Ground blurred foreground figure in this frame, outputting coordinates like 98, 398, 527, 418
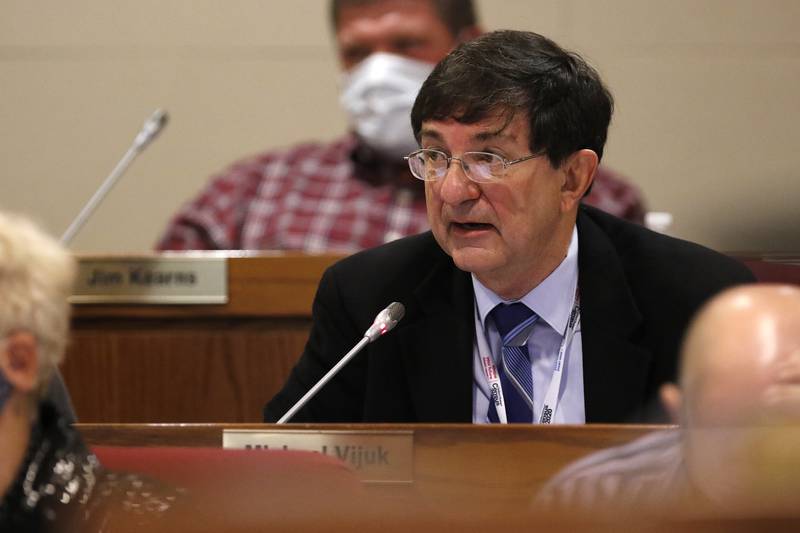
0, 213, 179, 532
538, 284, 800, 518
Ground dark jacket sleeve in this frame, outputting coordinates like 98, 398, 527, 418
263, 265, 368, 422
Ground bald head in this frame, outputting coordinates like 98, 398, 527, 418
676, 285, 800, 512
680, 284, 800, 427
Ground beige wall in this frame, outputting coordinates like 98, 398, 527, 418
1, 0, 798, 252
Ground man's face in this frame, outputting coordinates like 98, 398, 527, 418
335, 0, 458, 70
421, 112, 569, 292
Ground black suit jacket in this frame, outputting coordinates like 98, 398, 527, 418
264, 206, 755, 423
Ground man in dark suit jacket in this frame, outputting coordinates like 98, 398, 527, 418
264, 30, 754, 424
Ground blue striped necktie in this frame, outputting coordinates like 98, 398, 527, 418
488, 302, 538, 423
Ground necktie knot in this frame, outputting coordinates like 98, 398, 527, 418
491, 302, 537, 344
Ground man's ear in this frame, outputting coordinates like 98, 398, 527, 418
660, 383, 682, 425
560, 149, 598, 212
0, 331, 39, 394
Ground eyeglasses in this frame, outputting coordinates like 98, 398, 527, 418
404, 148, 542, 183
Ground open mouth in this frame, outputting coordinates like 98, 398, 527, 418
453, 222, 493, 231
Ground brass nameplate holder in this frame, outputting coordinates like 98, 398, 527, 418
70, 256, 228, 304
223, 429, 414, 483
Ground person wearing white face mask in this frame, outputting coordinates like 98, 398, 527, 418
0, 212, 183, 530
157, 0, 646, 252
339, 52, 435, 160
157, 0, 478, 252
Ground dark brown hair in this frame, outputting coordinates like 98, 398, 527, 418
411, 30, 614, 168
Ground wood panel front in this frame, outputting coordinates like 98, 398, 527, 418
64, 254, 342, 423
64, 318, 311, 422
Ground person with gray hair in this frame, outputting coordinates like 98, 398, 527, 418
0, 212, 75, 396
0, 212, 179, 531
0, 211, 90, 529
537, 284, 800, 517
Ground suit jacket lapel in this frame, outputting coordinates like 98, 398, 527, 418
396, 252, 474, 422
577, 209, 652, 422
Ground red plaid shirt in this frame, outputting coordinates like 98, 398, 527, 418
156, 134, 646, 251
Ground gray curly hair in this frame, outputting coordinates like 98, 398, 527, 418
0, 212, 75, 395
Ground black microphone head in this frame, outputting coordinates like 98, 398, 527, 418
364, 302, 405, 342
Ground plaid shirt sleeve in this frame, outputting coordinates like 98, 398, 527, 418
155, 137, 430, 251
155, 154, 272, 250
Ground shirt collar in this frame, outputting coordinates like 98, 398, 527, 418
472, 225, 579, 335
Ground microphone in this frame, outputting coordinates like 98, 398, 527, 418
60, 109, 169, 245
276, 302, 405, 424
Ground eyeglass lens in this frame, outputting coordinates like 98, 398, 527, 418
408, 151, 502, 182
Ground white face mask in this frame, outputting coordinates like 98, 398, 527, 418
339, 52, 435, 161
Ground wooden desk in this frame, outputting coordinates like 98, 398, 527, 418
733, 252, 800, 285
77, 423, 800, 532
78, 422, 662, 517
65, 252, 800, 424
64, 253, 342, 423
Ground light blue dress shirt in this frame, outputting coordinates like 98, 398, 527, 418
472, 226, 585, 424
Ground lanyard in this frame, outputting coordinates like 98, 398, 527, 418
477, 289, 580, 424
